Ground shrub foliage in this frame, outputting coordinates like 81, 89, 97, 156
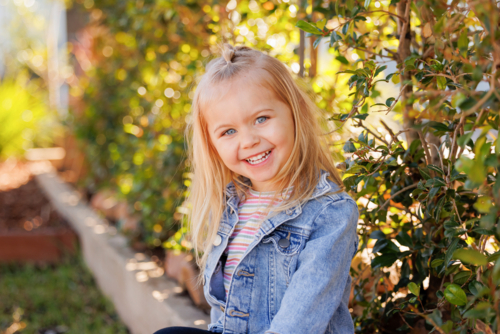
297, 0, 499, 332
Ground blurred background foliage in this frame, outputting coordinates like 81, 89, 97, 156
0, 76, 49, 159
0, 0, 62, 159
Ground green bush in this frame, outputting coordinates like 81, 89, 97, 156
0, 75, 53, 159
298, 0, 499, 332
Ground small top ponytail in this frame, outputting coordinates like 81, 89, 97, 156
222, 44, 235, 65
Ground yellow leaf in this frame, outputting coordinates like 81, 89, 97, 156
423, 22, 432, 38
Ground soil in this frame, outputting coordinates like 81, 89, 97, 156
0, 159, 69, 232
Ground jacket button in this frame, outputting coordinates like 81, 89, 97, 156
213, 234, 222, 246
278, 238, 290, 248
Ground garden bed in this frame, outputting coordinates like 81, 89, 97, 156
0, 160, 77, 262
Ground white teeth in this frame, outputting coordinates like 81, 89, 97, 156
246, 150, 271, 164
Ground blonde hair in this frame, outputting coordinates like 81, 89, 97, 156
185, 43, 344, 279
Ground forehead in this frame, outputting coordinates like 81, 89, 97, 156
202, 69, 280, 117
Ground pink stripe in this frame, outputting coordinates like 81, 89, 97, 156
227, 244, 248, 248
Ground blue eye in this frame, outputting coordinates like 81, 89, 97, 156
224, 129, 236, 136
256, 116, 268, 124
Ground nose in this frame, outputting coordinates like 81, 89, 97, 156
240, 128, 260, 149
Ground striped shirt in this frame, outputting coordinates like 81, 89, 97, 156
223, 187, 292, 297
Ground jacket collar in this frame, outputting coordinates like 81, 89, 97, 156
224, 169, 334, 199
219, 170, 339, 236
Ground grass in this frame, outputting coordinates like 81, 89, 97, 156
0, 251, 130, 334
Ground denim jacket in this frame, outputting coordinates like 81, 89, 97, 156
203, 170, 359, 334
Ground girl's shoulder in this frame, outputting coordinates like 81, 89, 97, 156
308, 175, 357, 208
296, 178, 357, 228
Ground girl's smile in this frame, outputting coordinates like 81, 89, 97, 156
243, 149, 272, 165
204, 69, 295, 192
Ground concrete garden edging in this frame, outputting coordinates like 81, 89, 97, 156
35, 172, 210, 334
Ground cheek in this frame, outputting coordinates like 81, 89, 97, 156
273, 124, 294, 154
214, 141, 239, 165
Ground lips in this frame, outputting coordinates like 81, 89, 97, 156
245, 150, 272, 165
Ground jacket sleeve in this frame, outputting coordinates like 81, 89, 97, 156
265, 198, 359, 334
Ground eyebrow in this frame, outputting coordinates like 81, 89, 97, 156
212, 108, 273, 135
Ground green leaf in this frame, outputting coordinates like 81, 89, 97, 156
371, 253, 398, 269
463, 302, 492, 319
468, 280, 486, 297
427, 186, 440, 202
473, 196, 492, 213
370, 230, 386, 240
374, 65, 387, 77
313, 37, 323, 49
346, 0, 354, 11
317, 18, 327, 31
343, 141, 357, 153
431, 259, 444, 268
364, 0, 371, 8
386, 97, 395, 107
458, 30, 468, 52
386, 73, 395, 81
453, 271, 471, 285
441, 321, 453, 333
434, 196, 445, 221
345, 164, 367, 174
452, 248, 488, 266
457, 131, 474, 148
493, 260, 500, 285
444, 238, 459, 268
372, 239, 389, 253
342, 22, 349, 35
336, 55, 349, 65
427, 121, 450, 132
408, 282, 420, 297
419, 167, 432, 180
396, 231, 413, 248
444, 283, 467, 306
437, 76, 447, 90
330, 32, 340, 47
375, 239, 400, 254
434, 16, 446, 34
295, 20, 322, 35
428, 164, 444, 175
353, 113, 369, 120
404, 56, 417, 67
428, 309, 443, 327
487, 251, 500, 263
343, 175, 358, 189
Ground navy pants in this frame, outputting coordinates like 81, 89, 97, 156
154, 327, 211, 334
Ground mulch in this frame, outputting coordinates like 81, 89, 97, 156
0, 159, 68, 232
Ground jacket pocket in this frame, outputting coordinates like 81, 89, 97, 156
262, 226, 306, 256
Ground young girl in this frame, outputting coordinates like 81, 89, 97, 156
155, 44, 359, 334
